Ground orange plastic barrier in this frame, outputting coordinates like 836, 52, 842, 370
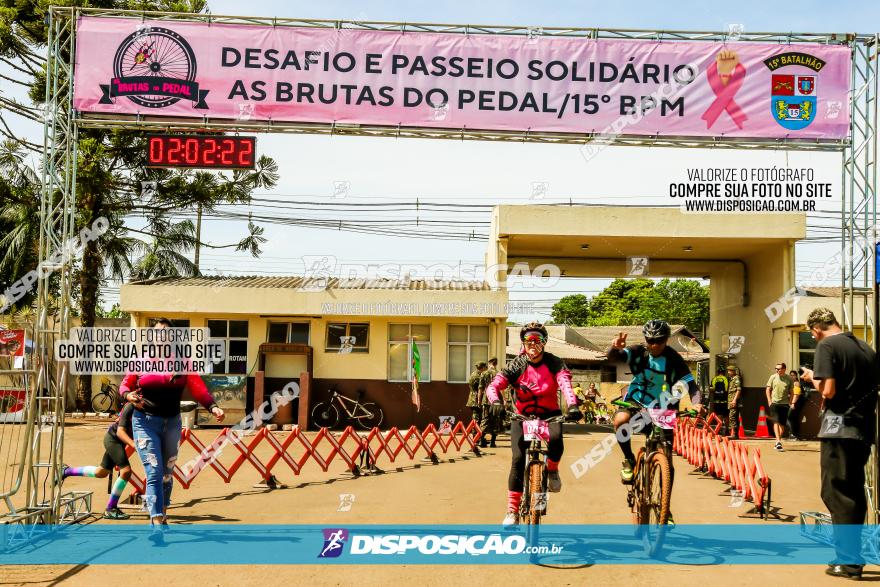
674, 416, 772, 518
125, 421, 483, 496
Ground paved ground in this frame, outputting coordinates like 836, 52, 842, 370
1, 420, 874, 586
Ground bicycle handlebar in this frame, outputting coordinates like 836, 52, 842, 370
611, 398, 699, 418
507, 411, 567, 424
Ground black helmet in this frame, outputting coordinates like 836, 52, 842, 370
520, 321, 548, 341
643, 320, 671, 339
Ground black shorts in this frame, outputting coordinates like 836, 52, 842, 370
769, 403, 790, 425
100, 434, 130, 470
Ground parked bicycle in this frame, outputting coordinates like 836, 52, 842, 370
311, 388, 384, 431
509, 411, 567, 532
611, 397, 698, 557
91, 377, 119, 413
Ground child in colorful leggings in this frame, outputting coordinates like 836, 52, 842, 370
61, 402, 136, 520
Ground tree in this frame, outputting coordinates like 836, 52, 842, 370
550, 294, 591, 326
637, 279, 709, 334
552, 278, 709, 333
130, 219, 198, 281
96, 303, 130, 320
0, 1, 279, 409
0, 141, 41, 298
585, 278, 655, 326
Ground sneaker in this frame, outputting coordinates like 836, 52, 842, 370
825, 564, 863, 579
53, 464, 69, 487
775, 442, 784, 451
489, 440, 497, 448
667, 512, 676, 528
621, 459, 635, 484
547, 471, 562, 493
502, 510, 519, 527
103, 507, 130, 520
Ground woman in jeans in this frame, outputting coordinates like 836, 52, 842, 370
119, 318, 224, 534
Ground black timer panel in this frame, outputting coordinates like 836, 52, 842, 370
147, 135, 256, 169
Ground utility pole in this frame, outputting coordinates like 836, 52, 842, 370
194, 203, 202, 271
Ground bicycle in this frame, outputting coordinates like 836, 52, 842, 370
91, 377, 119, 413
508, 411, 567, 531
311, 388, 384, 431
612, 397, 698, 557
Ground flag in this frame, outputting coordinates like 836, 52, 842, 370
411, 340, 421, 412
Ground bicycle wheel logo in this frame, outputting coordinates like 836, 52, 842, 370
99, 26, 208, 109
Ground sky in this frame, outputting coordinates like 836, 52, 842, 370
7, 0, 879, 321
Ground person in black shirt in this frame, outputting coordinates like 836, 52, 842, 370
800, 307, 879, 580
59, 402, 136, 520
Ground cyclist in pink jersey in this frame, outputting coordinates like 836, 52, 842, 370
485, 322, 579, 526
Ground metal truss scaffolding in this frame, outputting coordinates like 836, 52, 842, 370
3, 6, 877, 528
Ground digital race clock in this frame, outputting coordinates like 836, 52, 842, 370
146, 135, 256, 169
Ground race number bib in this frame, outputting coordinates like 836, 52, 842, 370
647, 408, 677, 430
523, 419, 550, 441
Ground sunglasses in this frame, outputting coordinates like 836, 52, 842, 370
523, 335, 546, 344
645, 337, 666, 345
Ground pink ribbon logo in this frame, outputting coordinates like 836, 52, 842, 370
701, 62, 748, 129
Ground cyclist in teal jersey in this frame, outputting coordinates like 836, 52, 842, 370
607, 321, 704, 483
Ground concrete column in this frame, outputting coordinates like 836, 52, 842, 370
299, 371, 311, 429
254, 370, 264, 426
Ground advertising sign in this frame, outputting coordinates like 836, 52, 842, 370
73, 17, 851, 140
0, 329, 25, 369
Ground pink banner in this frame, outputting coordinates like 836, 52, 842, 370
73, 17, 851, 139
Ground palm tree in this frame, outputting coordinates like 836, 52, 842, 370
130, 219, 199, 281
0, 141, 41, 299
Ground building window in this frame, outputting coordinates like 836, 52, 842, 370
267, 322, 310, 344
148, 318, 190, 327
447, 324, 490, 383
326, 322, 369, 353
798, 330, 817, 369
388, 324, 431, 382
207, 319, 249, 374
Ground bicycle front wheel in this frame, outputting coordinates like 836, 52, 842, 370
526, 461, 545, 525
311, 402, 341, 429
641, 451, 672, 557
91, 392, 113, 413
355, 402, 384, 431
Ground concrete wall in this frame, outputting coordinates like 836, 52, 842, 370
127, 312, 500, 383
123, 311, 504, 427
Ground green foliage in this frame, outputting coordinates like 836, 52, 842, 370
0, 0, 278, 407
96, 302, 130, 320
551, 278, 709, 333
550, 294, 591, 326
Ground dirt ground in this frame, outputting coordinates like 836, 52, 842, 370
0, 419, 873, 586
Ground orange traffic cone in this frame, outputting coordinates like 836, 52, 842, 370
737, 415, 747, 439
755, 406, 772, 439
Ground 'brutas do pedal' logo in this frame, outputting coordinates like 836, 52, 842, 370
99, 26, 208, 110
764, 51, 824, 131
318, 528, 349, 558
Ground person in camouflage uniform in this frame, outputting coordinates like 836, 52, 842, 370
726, 365, 742, 439
479, 358, 500, 447
467, 362, 487, 441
